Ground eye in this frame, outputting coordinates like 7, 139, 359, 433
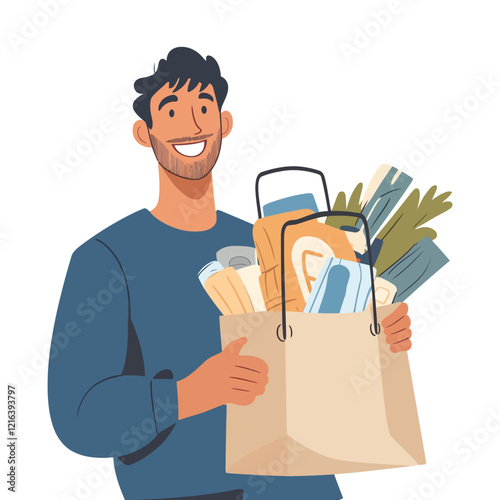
169, 109, 175, 118
201, 105, 207, 114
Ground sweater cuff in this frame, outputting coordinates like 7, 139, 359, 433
150, 370, 178, 434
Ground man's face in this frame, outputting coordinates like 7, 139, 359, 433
135, 79, 232, 180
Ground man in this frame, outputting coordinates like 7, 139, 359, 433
48, 47, 412, 500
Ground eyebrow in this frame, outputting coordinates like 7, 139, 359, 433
199, 92, 214, 102
158, 94, 178, 110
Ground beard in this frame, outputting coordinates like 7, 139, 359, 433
149, 130, 222, 180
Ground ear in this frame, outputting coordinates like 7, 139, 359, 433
133, 120, 152, 147
220, 111, 233, 139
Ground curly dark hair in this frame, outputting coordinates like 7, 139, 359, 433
133, 47, 228, 129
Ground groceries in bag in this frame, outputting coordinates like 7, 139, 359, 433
236, 264, 266, 312
263, 193, 318, 217
380, 236, 449, 302
198, 165, 452, 316
253, 209, 356, 312
328, 164, 412, 255
208, 166, 451, 476
326, 166, 452, 302
216, 246, 256, 270
374, 186, 452, 276
198, 261, 255, 315
364, 277, 398, 309
304, 258, 374, 313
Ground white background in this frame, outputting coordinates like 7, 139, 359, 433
2, 1, 499, 499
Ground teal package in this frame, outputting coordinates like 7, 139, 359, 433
304, 258, 374, 313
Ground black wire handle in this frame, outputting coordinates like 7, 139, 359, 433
255, 166, 331, 219
278, 211, 380, 342
254, 167, 380, 342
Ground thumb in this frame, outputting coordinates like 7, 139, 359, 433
223, 337, 247, 356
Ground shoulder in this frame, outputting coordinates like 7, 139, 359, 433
92, 209, 150, 243
71, 209, 149, 262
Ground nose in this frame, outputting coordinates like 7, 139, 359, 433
190, 106, 202, 135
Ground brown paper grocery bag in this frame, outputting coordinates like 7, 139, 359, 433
220, 304, 425, 476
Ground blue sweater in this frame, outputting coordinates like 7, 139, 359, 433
48, 209, 342, 500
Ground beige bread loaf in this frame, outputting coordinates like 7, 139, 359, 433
204, 266, 255, 315
253, 209, 357, 312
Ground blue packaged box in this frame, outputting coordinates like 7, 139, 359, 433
304, 258, 374, 314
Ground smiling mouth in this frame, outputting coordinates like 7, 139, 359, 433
172, 140, 207, 157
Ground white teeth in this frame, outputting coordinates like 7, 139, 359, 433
173, 141, 205, 157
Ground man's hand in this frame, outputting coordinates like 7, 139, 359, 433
177, 337, 269, 420
381, 302, 412, 353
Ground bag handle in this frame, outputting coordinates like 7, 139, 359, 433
278, 211, 380, 341
254, 167, 380, 342
255, 166, 331, 219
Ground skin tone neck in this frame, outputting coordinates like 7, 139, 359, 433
151, 166, 217, 231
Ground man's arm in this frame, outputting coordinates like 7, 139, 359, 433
48, 239, 178, 459
48, 238, 269, 459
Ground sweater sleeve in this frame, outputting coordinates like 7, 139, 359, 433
48, 238, 178, 460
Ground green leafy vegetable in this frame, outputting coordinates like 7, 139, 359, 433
374, 186, 452, 275
326, 183, 363, 229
